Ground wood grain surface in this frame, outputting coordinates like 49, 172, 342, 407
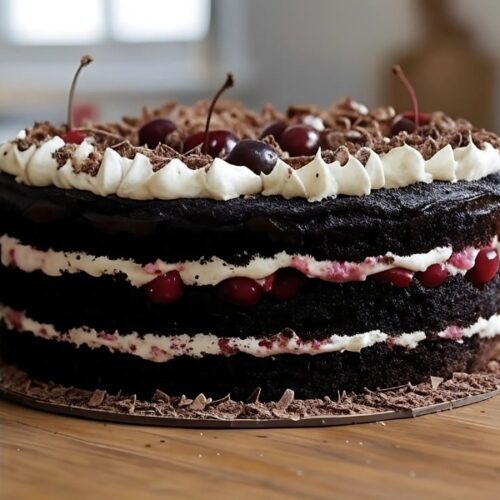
1, 397, 499, 499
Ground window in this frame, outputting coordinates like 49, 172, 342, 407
6, 0, 210, 45
0, 0, 251, 138
111, 0, 210, 42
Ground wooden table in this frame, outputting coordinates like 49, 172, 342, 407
1, 397, 499, 499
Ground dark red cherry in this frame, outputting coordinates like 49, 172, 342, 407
226, 139, 278, 174
390, 117, 417, 135
278, 125, 320, 157
138, 118, 176, 148
466, 248, 499, 286
216, 277, 261, 307
267, 268, 306, 300
390, 112, 431, 136
183, 130, 238, 157
259, 121, 287, 141
417, 264, 449, 288
401, 111, 431, 126
61, 130, 85, 145
373, 268, 413, 288
390, 66, 429, 136
144, 271, 184, 304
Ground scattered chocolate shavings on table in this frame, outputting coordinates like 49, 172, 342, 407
1, 364, 499, 423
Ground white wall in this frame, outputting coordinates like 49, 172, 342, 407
245, 0, 499, 121
1, 0, 500, 140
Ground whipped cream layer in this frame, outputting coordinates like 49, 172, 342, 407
1, 234, 495, 287
0, 132, 499, 202
1, 305, 498, 362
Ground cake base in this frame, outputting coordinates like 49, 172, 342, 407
2, 328, 499, 400
1, 363, 499, 428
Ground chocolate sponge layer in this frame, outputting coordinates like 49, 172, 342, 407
0, 172, 499, 264
0, 328, 497, 400
0, 267, 498, 339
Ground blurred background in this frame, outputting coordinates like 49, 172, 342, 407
0, 0, 499, 141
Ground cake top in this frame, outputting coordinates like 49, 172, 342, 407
1, 61, 500, 202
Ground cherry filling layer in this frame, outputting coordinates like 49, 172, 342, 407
1, 234, 498, 308
143, 247, 499, 306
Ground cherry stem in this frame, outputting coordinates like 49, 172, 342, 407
67, 55, 93, 131
202, 73, 234, 153
392, 65, 419, 127
76, 126, 122, 140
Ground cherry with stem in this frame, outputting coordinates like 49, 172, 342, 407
391, 64, 430, 135
202, 73, 234, 153
62, 55, 93, 144
183, 73, 238, 157
392, 65, 420, 126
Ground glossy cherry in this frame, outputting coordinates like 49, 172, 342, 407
63, 55, 93, 144
373, 268, 413, 288
391, 111, 431, 136
259, 121, 287, 141
144, 271, 184, 304
61, 130, 85, 145
226, 139, 278, 174
400, 111, 431, 125
138, 118, 177, 148
267, 268, 306, 300
417, 264, 449, 288
183, 130, 237, 157
216, 277, 262, 307
278, 125, 320, 157
466, 248, 499, 286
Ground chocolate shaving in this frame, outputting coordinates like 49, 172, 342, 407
9, 98, 500, 177
87, 389, 107, 408
1, 364, 500, 424
246, 387, 261, 404
276, 389, 295, 411
152, 389, 170, 404
209, 394, 231, 406
431, 376, 445, 390
116, 394, 136, 414
190, 393, 211, 411
177, 395, 193, 408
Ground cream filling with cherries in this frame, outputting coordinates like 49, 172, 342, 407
0, 305, 499, 362
1, 233, 497, 288
0, 131, 499, 202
